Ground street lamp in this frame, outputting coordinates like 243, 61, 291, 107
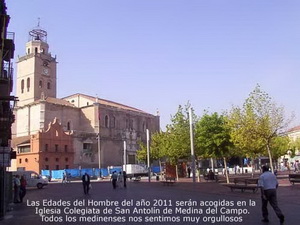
97, 133, 101, 179
188, 107, 196, 183
146, 129, 151, 182
123, 140, 126, 173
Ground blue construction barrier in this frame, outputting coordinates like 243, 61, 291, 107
41, 167, 124, 180
152, 166, 161, 173
94, 168, 109, 177
51, 170, 65, 179
80, 168, 94, 177
109, 167, 122, 174
41, 170, 50, 176
65, 169, 80, 178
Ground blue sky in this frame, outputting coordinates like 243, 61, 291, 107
6, 0, 300, 129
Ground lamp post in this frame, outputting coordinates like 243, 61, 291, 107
97, 132, 101, 179
123, 140, 127, 173
189, 107, 196, 183
146, 129, 151, 182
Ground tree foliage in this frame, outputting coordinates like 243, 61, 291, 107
227, 84, 291, 172
164, 104, 192, 164
195, 112, 234, 183
195, 112, 234, 158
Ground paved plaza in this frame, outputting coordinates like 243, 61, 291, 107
1, 177, 299, 225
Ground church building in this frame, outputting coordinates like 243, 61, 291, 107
11, 26, 160, 173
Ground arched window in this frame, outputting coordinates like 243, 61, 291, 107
27, 48, 30, 54
27, 78, 30, 92
35, 47, 38, 54
67, 121, 71, 131
47, 82, 51, 89
105, 115, 109, 128
111, 116, 116, 128
39, 80, 43, 88
130, 119, 134, 129
21, 79, 24, 93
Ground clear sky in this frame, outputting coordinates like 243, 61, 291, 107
6, 0, 300, 130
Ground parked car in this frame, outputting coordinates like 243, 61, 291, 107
12, 171, 48, 189
41, 175, 51, 182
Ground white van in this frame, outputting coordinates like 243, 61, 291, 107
12, 171, 48, 189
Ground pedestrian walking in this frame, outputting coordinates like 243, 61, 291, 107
111, 171, 118, 189
62, 172, 66, 184
123, 171, 127, 188
258, 165, 285, 224
19, 175, 27, 203
187, 167, 191, 178
81, 173, 90, 195
118, 172, 123, 188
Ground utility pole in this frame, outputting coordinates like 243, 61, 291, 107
189, 107, 196, 183
146, 129, 151, 182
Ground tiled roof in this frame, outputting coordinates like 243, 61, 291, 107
63, 93, 150, 114
287, 125, 300, 133
44, 97, 74, 107
31, 97, 74, 107
11, 135, 30, 147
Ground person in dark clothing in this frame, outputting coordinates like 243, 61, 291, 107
123, 171, 127, 188
208, 170, 215, 180
111, 171, 118, 189
258, 165, 284, 224
19, 176, 27, 203
187, 167, 191, 178
81, 173, 90, 195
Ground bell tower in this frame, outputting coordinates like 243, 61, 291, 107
16, 22, 57, 107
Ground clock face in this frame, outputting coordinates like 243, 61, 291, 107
43, 67, 49, 75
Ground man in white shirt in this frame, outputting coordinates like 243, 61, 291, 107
258, 165, 284, 224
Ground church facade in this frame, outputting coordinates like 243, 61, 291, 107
11, 26, 160, 173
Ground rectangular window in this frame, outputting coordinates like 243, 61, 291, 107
65, 165, 69, 169
83, 143, 92, 150
64, 145, 68, 152
45, 144, 48, 151
19, 146, 30, 153
56, 165, 59, 170
45, 165, 49, 170
55, 144, 59, 152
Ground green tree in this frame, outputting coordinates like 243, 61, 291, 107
227, 85, 291, 172
163, 104, 193, 165
270, 136, 290, 164
136, 131, 169, 164
195, 112, 234, 183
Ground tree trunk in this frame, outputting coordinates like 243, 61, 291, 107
251, 157, 254, 178
176, 164, 179, 181
223, 157, 229, 184
211, 158, 214, 171
159, 160, 163, 180
266, 144, 274, 173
